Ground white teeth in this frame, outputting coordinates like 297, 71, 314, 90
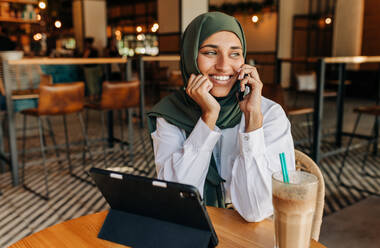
212, 75, 230, 81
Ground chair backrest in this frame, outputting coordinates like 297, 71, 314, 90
100, 80, 140, 110
262, 83, 287, 111
296, 71, 316, 92
38, 82, 84, 115
40, 74, 53, 86
294, 149, 325, 241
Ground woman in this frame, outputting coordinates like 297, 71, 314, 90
147, 12, 295, 222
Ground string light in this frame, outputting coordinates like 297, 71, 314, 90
38, 1, 46, 9
251, 15, 259, 23
137, 34, 145, 41
54, 20, 62, 28
151, 23, 159, 32
136, 26, 142, 33
325, 17, 332, 25
33, 33, 42, 41
37, 14, 41, 21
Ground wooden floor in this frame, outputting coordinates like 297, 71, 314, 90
0, 95, 379, 247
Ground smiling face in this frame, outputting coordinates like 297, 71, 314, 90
197, 31, 244, 97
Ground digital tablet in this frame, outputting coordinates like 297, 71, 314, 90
90, 167, 218, 248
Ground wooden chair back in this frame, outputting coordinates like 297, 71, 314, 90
294, 149, 325, 241
38, 82, 84, 115
100, 80, 140, 110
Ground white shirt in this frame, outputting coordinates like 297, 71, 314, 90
151, 97, 295, 222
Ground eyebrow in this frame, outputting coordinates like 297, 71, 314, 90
199, 44, 242, 50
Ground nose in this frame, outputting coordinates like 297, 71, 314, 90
215, 53, 230, 72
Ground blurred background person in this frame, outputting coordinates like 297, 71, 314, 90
83, 37, 103, 101
104, 37, 121, 80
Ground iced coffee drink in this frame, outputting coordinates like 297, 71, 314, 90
272, 171, 318, 248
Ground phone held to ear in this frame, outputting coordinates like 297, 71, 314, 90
237, 74, 250, 101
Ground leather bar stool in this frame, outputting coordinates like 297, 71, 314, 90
84, 80, 144, 168
20, 82, 91, 200
338, 105, 380, 195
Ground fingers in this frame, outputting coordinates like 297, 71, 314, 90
240, 76, 249, 92
237, 65, 261, 83
186, 74, 211, 96
239, 74, 262, 91
186, 74, 202, 92
238, 74, 263, 104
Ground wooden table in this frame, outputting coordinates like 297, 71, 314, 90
9, 207, 326, 248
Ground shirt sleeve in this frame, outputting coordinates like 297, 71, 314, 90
151, 117, 221, 196
230, 103, 295, 222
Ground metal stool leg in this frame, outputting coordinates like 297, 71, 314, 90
338, 113, 362, 183
373, 116, 379, 155
21, 114, 27, 184
306, 113, 312, 149
101, 111, 108, 168
23, 117, 50, 200
118, 110, 126, 165
62, 115, 72, 173
82, 109, 89, 166
78, 112, 93, 168
139, 123, 150, 176
0, 114, 5, 173
127, 108, 134, 163
46, 117, 61, 165
361, 116, 380, 178
41, 118, 47, 150
338, 113, 380, 196
67, 112, 95, 186
38, 117, 49, 200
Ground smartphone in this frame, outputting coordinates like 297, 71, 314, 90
237, 74, 250, 101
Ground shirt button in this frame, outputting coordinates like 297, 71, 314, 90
244, 135, 249, 141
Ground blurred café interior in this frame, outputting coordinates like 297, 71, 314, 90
0, 0, 379, 247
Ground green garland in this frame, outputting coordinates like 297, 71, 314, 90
209, 0, 277, 15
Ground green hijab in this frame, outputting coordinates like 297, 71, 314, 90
147, 12, 246, 207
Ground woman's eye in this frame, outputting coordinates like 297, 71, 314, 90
201, 51, 217, 55
231, 52, 241, 57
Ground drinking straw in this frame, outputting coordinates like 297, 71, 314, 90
279, 152, 289, 183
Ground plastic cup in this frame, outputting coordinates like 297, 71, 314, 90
272, 170, 318, 248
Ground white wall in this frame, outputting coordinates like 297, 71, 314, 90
277, 0, 296, 87
72, 0, 84, 52
73, 0, 107, 53
332, 0, 364, 57
181, 0, 208, 32
83, 0, 107, 53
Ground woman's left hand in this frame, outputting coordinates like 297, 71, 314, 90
237, 65, 263, 132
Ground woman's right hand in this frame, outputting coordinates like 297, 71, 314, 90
186, 74, 220, 129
